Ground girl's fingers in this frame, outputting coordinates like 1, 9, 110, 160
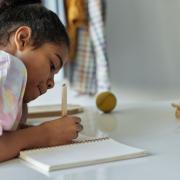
72, 132, 78, 139
71, 116, 81, 123
76, 123, 83, 132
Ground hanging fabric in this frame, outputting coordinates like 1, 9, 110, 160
64, 0, 88, 61
64, 0, 110, 95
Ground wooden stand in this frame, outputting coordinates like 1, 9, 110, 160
28, 104, 83, 119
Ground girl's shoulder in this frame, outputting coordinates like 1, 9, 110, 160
0, 50, 27, 76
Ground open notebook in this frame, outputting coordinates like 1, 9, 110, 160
19, 135, 147, 172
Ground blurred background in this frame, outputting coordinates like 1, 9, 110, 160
30, 0, 180, 107
107, 0, 180, 101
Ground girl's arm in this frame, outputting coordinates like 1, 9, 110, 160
18, 103, 33, 129
0, 116, 83, 162
0, 124, 46, 162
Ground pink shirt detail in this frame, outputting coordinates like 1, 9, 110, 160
0, 51, 27, 135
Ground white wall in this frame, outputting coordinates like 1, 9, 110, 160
107, 0, 180, 97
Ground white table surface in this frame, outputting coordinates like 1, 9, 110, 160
1, 102, 180, 180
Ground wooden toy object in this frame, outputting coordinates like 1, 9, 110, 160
28, 104, 83, 118
172, 103, 180, 118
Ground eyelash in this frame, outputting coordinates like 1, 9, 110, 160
50, 62, 56, 72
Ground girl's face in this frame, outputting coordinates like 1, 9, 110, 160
18, 43, 68, 103
2, 26, 69, 103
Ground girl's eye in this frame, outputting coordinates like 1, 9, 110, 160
50, 62, 56, 72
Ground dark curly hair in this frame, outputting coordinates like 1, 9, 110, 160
0, 0, 70, 48
0, 0, 42, 8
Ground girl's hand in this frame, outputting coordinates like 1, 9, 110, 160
0, 116, 82, 162
41, 116, 83, 146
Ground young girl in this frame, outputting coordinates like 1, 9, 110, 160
0, 1, 83, 162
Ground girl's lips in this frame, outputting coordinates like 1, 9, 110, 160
38, 86, 47, 95
38, 88, 42, 95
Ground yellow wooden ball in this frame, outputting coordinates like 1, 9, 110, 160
96, 91, 117, 113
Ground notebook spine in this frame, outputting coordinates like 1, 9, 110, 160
73, 137, 109, 144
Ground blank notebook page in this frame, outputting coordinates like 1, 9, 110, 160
20, 138, 147, 171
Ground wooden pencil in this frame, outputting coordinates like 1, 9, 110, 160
61, 83, 67, 116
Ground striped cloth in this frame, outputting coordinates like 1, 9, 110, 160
0, 51, 27, 135
88, 0, 110, 93
65, 0, 110, 95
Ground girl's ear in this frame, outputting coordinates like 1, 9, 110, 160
14, 26, 32, 51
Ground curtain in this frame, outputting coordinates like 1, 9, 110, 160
64, 0, 110, 95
